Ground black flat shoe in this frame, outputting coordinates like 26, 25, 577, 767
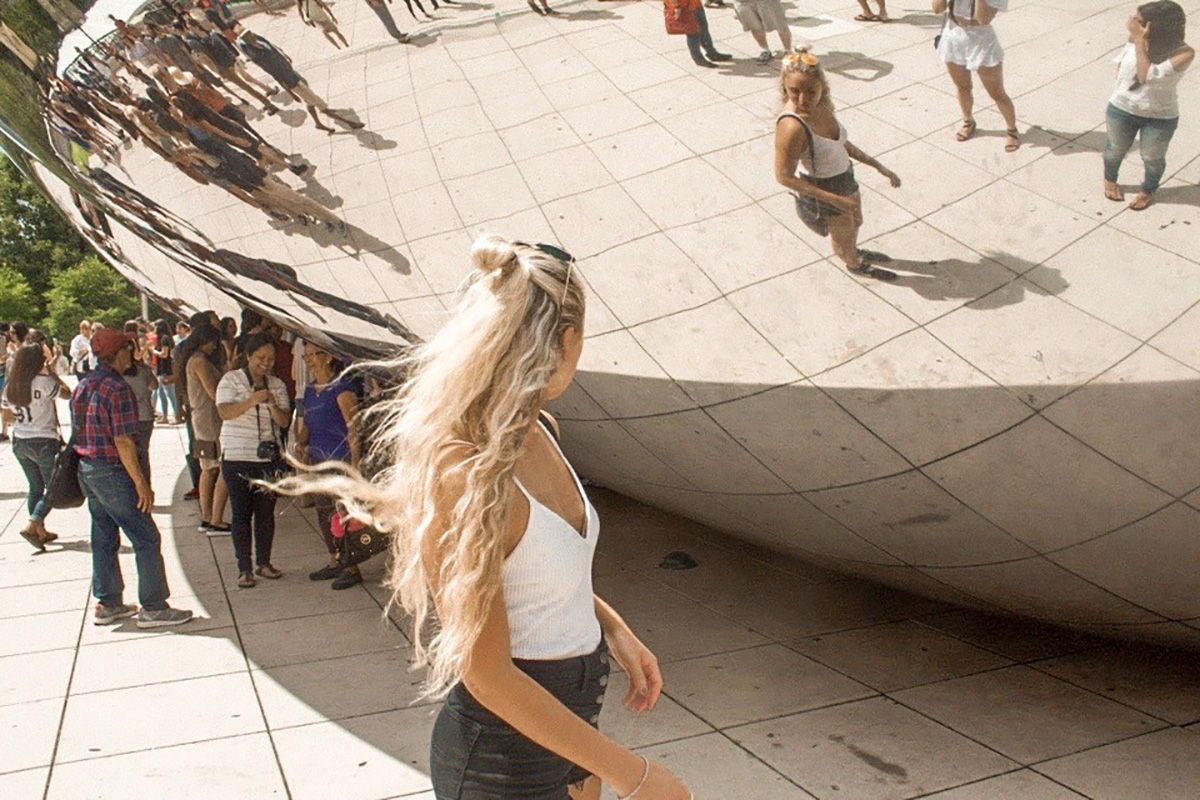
309, 563, 341, 581
707, 52, 733, 62
693, 58, 718, 68
331, 570, 363, 590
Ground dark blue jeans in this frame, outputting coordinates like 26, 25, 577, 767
686, 5, 721, 63
12, 436, 58, 524
1103, 103, 1180, 194
79, 458, 170, 611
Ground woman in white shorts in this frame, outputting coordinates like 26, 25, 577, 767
933, 0, 1020, 151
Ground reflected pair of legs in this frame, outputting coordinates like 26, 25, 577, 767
1103, 102, 1179, 210
826, 194, 896, 281
945, 62, 1019, 151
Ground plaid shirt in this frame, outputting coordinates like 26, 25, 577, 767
71, 365, 139, 464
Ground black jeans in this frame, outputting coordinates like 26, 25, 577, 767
183, 409, 201, 489
221, 460, 278, 573
430, 641, 610, 799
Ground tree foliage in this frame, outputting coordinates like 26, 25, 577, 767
0, 264, 34, 321
44, 254, 140, 340
0, 156, 149, 339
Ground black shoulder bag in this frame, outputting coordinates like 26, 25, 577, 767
45, 386, 91, 510
789, 116, 831, 237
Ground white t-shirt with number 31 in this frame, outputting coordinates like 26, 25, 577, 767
1, 374, 62, 440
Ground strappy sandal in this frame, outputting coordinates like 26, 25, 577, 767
956, 119, 977, 142
858, 248, 892, 264
1104, 181, 1125, 202
238, 571, 256, 588
1005, 128, 1020, 152
854, 13, 880, 21
849, 264, 899, 282
255, 564, 283, 580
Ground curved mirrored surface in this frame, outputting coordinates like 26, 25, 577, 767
4, 0, 1200, 648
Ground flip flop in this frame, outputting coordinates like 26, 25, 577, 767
854, 13, 880, 21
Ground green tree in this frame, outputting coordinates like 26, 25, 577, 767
44, 255, 139, 341
0, 158, 87, 319
0, 264, 34, 321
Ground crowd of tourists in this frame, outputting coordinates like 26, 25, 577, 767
2, 306, 376, 623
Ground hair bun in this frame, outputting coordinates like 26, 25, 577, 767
471, 234, 523, 281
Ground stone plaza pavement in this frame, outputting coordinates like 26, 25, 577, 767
2, 403, 1200, 798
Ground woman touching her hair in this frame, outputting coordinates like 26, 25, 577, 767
1103, 1, 1193, 210
276, 236, 691, 799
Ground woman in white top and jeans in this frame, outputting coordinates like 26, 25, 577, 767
275, 236, 691, 799
1104, 2, 1193, 210
1, 340, 70, 549
217, 332, 292, 588
934, 0, 1020, 152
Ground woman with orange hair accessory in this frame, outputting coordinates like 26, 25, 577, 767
775, 47, 903, 280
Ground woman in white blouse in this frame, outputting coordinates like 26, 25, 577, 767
933, 0, 1020, 152
216, 331, 292, 588
1104, 2, 1193, 210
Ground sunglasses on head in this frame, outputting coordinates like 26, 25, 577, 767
514, 241, 574, 264
514, 240, 576, 327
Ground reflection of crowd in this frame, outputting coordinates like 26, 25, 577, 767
4, 306, 383, 599
49, 0, 365, 233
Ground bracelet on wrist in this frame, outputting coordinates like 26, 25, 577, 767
619, 756, 651, 800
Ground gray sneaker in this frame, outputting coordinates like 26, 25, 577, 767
94, 603, 138, 626
136, 607, 194, 629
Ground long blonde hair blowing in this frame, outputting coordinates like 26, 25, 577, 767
274, 235, 585, 698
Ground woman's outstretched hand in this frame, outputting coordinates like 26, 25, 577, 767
607, 627, 663, 714
878, 165, 901, 188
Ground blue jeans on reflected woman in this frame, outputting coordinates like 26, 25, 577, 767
1103, 103, 1179, 195
686, 6, 721, 65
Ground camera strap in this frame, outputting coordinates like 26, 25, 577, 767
246, 369, 278, 446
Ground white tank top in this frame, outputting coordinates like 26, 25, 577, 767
1110, 43, 1188, 120
503, 424, 602, 660
779, 112, 852, 179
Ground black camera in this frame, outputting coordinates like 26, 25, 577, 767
257, 440, 281, 461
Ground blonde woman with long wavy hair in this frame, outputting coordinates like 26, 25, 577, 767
276, 236, 691, 799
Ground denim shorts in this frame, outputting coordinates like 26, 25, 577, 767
795, 167, 859, 217
430, 641, 610, 799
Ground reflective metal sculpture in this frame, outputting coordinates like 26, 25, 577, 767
3, 0, 1200, 648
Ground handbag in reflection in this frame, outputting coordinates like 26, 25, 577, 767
791, 120, 830, 237
664, 2, 700, 35
331, 511, 390, 567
